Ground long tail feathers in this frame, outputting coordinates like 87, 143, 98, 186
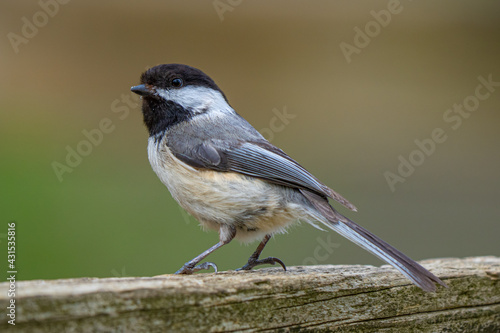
301, 189, 448, 292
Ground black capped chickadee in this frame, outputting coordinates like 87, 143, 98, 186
131, 64, 447, 292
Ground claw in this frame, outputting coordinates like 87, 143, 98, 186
236, 256, 287, 272
175, 261, 218, 274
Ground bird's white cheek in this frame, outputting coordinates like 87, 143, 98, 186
155, 86, 235, 116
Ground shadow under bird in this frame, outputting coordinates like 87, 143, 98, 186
131, 64, 447, 292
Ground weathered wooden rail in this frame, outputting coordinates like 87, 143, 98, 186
0, 256, 498, 332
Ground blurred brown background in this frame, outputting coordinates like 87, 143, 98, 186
0, 1, 499, 281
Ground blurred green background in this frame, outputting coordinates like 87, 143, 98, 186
1, 1, 499, 281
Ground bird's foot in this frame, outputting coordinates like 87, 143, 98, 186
236, 256, 287, 271
174, 262, 218, 274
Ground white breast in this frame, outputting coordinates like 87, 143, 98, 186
147, 136, 314, 242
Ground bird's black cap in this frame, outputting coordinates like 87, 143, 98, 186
131, 64, 230, 136
138, 64, 226, 100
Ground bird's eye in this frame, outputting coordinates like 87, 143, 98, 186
171, 78, 183, 88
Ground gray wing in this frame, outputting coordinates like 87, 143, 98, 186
169, 137, 357, 211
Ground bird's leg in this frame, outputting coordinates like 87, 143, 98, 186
175, 224, 236, 274
236, 234, 286, 271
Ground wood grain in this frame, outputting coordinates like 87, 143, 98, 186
1, 256, 498, 332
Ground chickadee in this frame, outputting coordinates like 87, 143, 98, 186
131, 64, 447, 292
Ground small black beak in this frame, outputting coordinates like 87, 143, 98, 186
131, 84, 154, 96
